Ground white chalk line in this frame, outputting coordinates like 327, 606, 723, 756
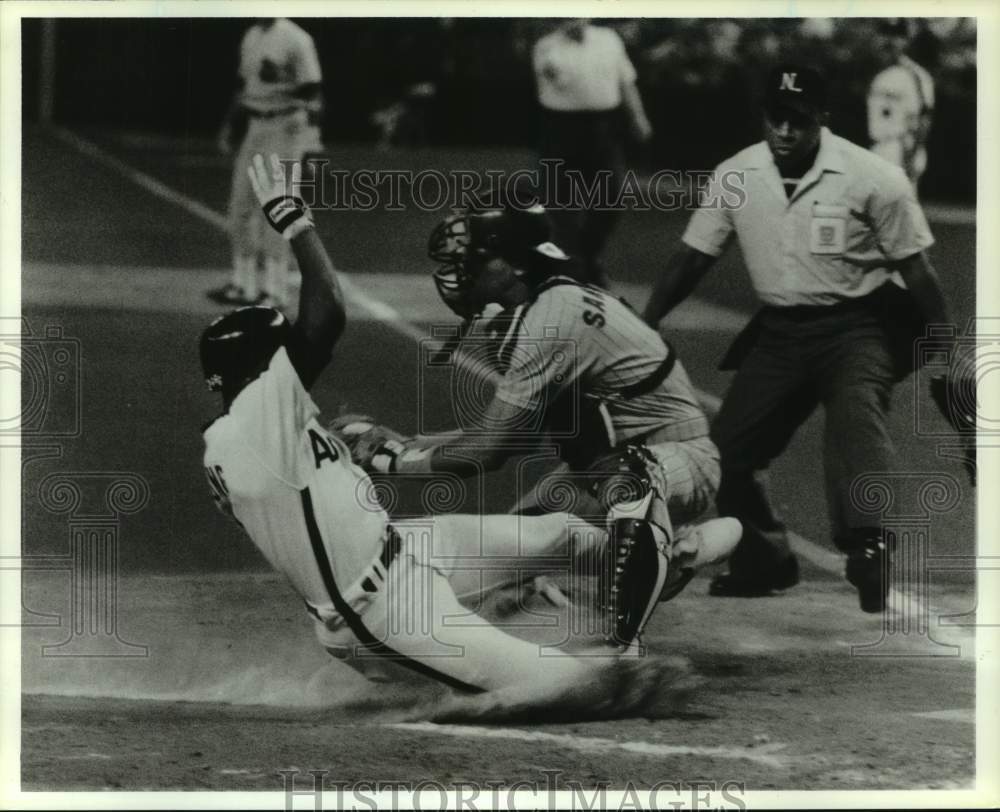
385, 721, 791, 767
53, 127, 974, 646
911, 708, 975, 725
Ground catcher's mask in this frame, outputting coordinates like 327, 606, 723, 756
199, 306, 292, 393
427, 206, 569, 317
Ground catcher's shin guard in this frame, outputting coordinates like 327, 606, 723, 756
604, 517, 670, 650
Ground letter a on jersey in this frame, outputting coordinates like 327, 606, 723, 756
780, 72, 802, 92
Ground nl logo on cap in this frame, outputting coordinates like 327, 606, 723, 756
780, 72, 803, 92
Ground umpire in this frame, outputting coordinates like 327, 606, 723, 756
643, 65, 954, 613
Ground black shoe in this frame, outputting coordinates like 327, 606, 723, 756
708, 555, 800, 597
845, 542, 889, 613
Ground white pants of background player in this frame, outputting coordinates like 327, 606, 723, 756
315, 512, 613, 693
227, 108, 321, 305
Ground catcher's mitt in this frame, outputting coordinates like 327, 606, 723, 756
327, 414, 410, 473
929, 370, 977, 485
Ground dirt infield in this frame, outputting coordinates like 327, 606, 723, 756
20, 571, 975, 791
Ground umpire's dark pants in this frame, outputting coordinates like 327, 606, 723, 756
710, 298, 898, 576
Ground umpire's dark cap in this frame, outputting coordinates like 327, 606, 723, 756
764, 65, 828, 117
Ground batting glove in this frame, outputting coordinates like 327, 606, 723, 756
247, 153, 314, 241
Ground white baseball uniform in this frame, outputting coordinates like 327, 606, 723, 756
228, 19, 323, 302
867, 55, 934, 185
202, 345, 608, 693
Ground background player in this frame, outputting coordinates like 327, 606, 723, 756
532, 18, 653, 287
200, 154, 672, 696
867, 18, 935, 189
643, 65, 957, 613
344, 205, 741, 602
208, 17, 323, 309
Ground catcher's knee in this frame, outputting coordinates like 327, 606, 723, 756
592, 445, 663, 511
592, 445, 673, 539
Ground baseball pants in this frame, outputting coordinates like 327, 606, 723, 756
711, 302, 897, 577
317, 512, 611, 693
645, 435, 721, 528
511, 435, 719, 531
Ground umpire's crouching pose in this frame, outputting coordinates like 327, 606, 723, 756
643, 65, 955, 613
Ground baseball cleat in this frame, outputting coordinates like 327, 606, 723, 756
845, 541, 889, 613
708, 554, 800, 598
605, 518, 669, 650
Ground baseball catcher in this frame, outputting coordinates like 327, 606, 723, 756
341, 205, 741, 630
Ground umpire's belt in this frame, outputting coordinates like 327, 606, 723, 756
762, 293, 882, 322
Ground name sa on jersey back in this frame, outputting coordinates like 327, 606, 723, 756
581, 289, 607, 329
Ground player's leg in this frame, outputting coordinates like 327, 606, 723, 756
212, 121, 263, 304
814, 320, 897, 611
577, 137, 625, 287
401, 512, 664, 651
644, 436, 720, 528
710, 320, 818, 591
395, 512, 605, 602
642, 436, 740, 597
354, 544, 606, 693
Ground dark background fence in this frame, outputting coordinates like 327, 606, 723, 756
21, 17, 976, 201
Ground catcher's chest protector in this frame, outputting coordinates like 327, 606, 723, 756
489, 277, 677, 468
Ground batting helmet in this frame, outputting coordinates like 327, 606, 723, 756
199, 306, 292, 392
427, 206, 569, 317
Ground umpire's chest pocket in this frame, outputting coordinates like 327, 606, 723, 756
809, 204, 849, 255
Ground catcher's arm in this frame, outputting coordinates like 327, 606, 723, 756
327, 414, 412, 473
339, 396, 535, 477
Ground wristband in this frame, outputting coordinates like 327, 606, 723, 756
394, 445, 435, 475
261, 195, 314, 240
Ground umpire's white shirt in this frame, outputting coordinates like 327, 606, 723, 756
533, 25, 637, 112
682, 127, 935, 306
202, 346, 387, 626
